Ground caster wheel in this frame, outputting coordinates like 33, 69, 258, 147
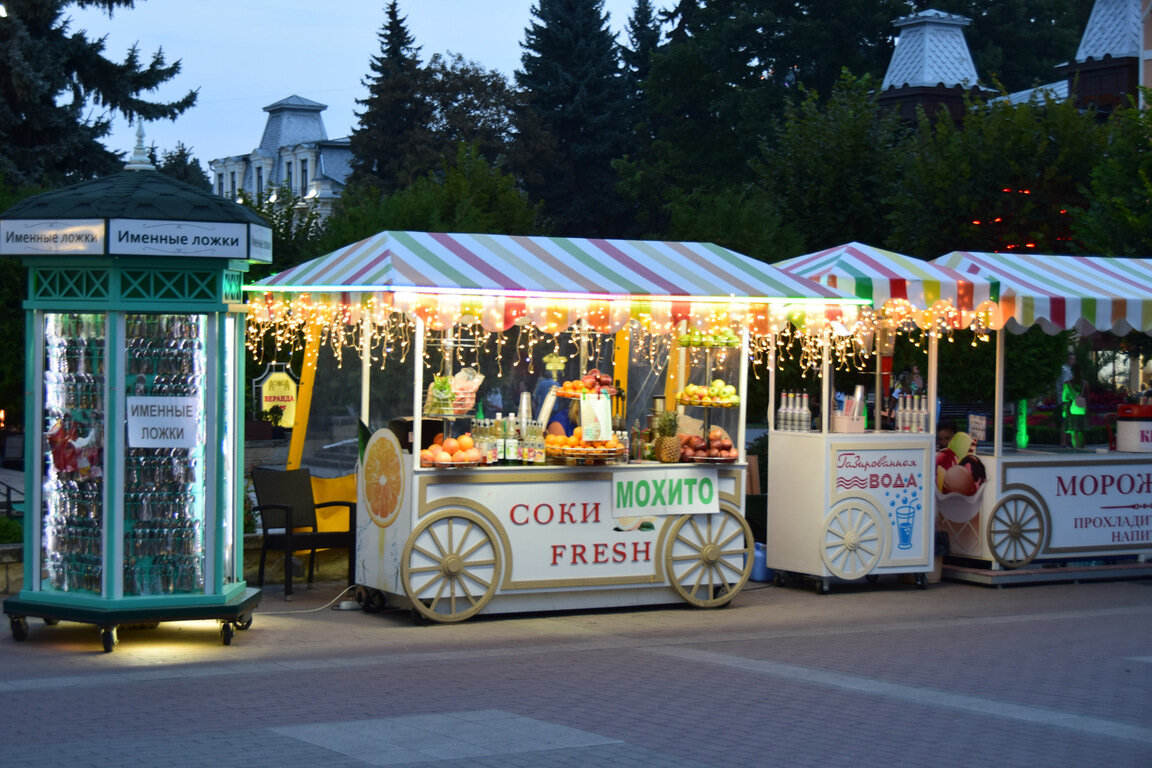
221, 622, 234, 646
915, 573, 927, 590
43, 617, 60, 626
817, 579, 831, 595
10, 616, 28, 641
772, 571, 788, 587
101, 626, 118, 653
363, 589, 386, 614
235, 615, 253, 631
865, 574, 879, 583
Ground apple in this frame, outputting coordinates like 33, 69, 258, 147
599, 373, 612, 386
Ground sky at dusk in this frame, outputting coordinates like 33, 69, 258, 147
67, 0, 671, 166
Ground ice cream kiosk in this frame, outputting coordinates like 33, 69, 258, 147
246, 231, 859, 621
770, 243, 999, 592
933, 252, 1152, 582
1, 137, 266, 650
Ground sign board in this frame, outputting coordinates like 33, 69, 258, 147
259, 371, 298, 428
1, 219, 104, 255
110, 218, 250, 259
833, 446, 929, 561
126, 397, 201, 448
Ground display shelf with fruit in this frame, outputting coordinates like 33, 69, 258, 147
674, 380, 741, 408
679, 427, 739, 462
556, 367, 617, 398
676, 326, 741, 348
419, 433, 485, 468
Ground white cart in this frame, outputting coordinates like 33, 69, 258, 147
766, 432, 934, 592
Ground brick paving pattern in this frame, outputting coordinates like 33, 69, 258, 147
2, 577, 1150, 767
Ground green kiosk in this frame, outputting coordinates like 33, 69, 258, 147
1, 133, 266, 651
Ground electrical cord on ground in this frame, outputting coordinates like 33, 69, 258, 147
254, 584, 360, 615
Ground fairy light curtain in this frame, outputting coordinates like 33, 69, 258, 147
244, 231, 864, 368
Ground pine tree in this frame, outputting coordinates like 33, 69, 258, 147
348, 1, 436, 192
515, 0, 631, 236
623, 0, 661, 91
0, 0, 197, 186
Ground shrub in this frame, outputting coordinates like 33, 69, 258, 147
0, 517, 22, 544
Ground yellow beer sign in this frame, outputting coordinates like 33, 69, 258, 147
259, 370, 298, 428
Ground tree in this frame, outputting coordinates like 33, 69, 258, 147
423, 53, 519, 166
240, 185, 324, 281
759, 71, 908, 254
622, 0, 661, 95
348, 1, 436, 192
318, 143, 544, 254
664, 184, 803, 263
1073, 98, 1152, 257
0, 0, 197, 186
515, 0, 631, 235
151, 142, 210, 190
886, 93, 1104, 258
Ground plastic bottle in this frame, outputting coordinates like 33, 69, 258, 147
494, 413, 506, 463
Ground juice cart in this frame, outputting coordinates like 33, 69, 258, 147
768, 243, 999, 592
246, 231, 858, 621
931, 252, 1152, 583
1, 139, 266, 650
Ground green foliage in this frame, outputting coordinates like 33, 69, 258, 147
887, 95, 1104, 257
516, 0, 631, 235
0, 0, 197, 186
240, 185, 324, 281
154, 142, 211, 190
935, 327, 1069, 404
664, 184, 803, 261
1073, 97, 1152, 256
319, 144, 544, 251
0, 516, 21, 545
760, 71, 908, 252
349, 1, 436, 192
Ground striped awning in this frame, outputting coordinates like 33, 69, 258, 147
935, 251, 1152, 335
776, 242, 998, 311
250, 230, 852, 302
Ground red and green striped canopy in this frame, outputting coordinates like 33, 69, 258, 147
936, 251, 1152, 335
250, 231, 852, 302
776, 242, 998, 311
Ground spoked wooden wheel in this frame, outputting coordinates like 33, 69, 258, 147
664, 507, 753, 608
820, 499, 884, 581
987, 494, 1045, 568
402, 510, 501, 623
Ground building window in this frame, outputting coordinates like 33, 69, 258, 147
300, 159, 308, 196
230, 172, 236, 199
285, 161, 293, 194
256, 166, 263, 199
217, 173, 224, 196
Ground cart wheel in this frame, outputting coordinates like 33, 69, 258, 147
820, 499, 884, 581
220, 622, 234, 646
362, 589, 386, 614
817, 579, 831, 595
987, 494, 1046, 569
43, 617, 60, 626
101, 626, 117, 653
402, 509, 502, 623
915, 573, 927, 589
10, 616, 28, 641
234, 615, 253, 631
664, 506, 753, 608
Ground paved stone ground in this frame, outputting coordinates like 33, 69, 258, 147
2, 575, 1150, 767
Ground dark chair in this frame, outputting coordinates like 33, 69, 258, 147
251, 467, 356, 600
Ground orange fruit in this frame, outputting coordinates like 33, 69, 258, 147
441, 437, 459, 455
566, 434, 578, 447
419, 448, 434, 466
360, 429, 406, 528
433, 432, 444, 445
572, 426, 582, 440
457, 434, 474, 451
427, 443, 443, 457
434, 451, 453, 465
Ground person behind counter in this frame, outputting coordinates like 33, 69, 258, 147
546, 399, 580, 437
936, 418, 958, 452
1062, 364, 1087, 449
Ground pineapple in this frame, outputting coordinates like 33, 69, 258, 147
654, 410, 682, 463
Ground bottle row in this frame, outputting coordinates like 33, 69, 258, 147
124, 555, 204, 595
43, 553, 102, 593
775, 391, 812, 432
892, 395, 931, 433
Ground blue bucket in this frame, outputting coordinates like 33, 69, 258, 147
750, 542, 770, 582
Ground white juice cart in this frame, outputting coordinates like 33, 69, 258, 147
246, 231, 857, 621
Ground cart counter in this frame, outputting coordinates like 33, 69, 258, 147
357, 456, 752, 621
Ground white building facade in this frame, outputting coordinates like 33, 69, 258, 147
208, 95, 352, 218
